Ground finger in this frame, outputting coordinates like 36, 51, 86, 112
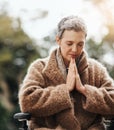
69, 58, 73, 67
74, 61, 78, 74
71, 57, 75, 64
74, 63, 81, 83
69, 58, 75, 69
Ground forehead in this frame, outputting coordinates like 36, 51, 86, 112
62, 30, 86, 42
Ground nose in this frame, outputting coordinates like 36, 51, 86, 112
72, 44, 77, 52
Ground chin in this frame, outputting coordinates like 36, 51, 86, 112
66, 57, 70, 62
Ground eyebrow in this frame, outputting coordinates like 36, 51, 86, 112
66, 40, 84, 44
66, 40, 73, 42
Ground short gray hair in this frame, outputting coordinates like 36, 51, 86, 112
57, 15, 87, 39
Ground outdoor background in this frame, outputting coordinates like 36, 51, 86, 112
0, 0, 114, 130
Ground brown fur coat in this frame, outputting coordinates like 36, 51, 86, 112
19, 48, 114, 130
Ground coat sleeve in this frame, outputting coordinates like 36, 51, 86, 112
19, 60, 72, 117
82, 63, 114, 115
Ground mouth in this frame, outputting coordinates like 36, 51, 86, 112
70, 54, 77, 58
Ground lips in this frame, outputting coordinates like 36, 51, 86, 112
70, 54, 77, 58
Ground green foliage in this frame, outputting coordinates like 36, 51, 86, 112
0, 12, 41, 130
85, 38, 114, 79
0, 103, 10, 130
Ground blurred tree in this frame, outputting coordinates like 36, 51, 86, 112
84, 0, 114, 78
0, 12, 41, 130
85, 38, 114, 78
41, 29, 57, 56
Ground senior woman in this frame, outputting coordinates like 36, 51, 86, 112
19, 15, 114, 130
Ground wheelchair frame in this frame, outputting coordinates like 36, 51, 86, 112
14, 112, 114, 130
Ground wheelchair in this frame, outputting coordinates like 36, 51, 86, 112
14, 112, 114, 130
14, 112, 31, 130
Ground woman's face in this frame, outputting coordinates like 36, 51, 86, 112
56, 30, 85, 66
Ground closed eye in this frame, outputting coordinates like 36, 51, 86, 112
78, 42, 84, 47
66, 41, 73, 46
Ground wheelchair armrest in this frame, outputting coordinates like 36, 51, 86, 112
104, 118, 114, 130
14, 112, 31, 121
109, 118, 114, 130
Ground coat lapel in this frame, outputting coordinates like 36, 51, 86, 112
43, 49, 66, 85
77, 50, 88, 75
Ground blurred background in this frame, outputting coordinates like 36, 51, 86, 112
0, 0, 114, 130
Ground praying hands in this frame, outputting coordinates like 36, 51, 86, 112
66, 58, 86, 95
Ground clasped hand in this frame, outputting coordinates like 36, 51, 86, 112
66, 58, 86, 95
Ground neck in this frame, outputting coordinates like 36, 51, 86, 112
63, 58, 70, 68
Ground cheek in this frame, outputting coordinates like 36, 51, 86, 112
61, 46, 69, 55
79, 48, 84, 54
61, 48, 66, 56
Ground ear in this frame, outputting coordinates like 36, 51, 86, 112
56, 35, 61, 45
